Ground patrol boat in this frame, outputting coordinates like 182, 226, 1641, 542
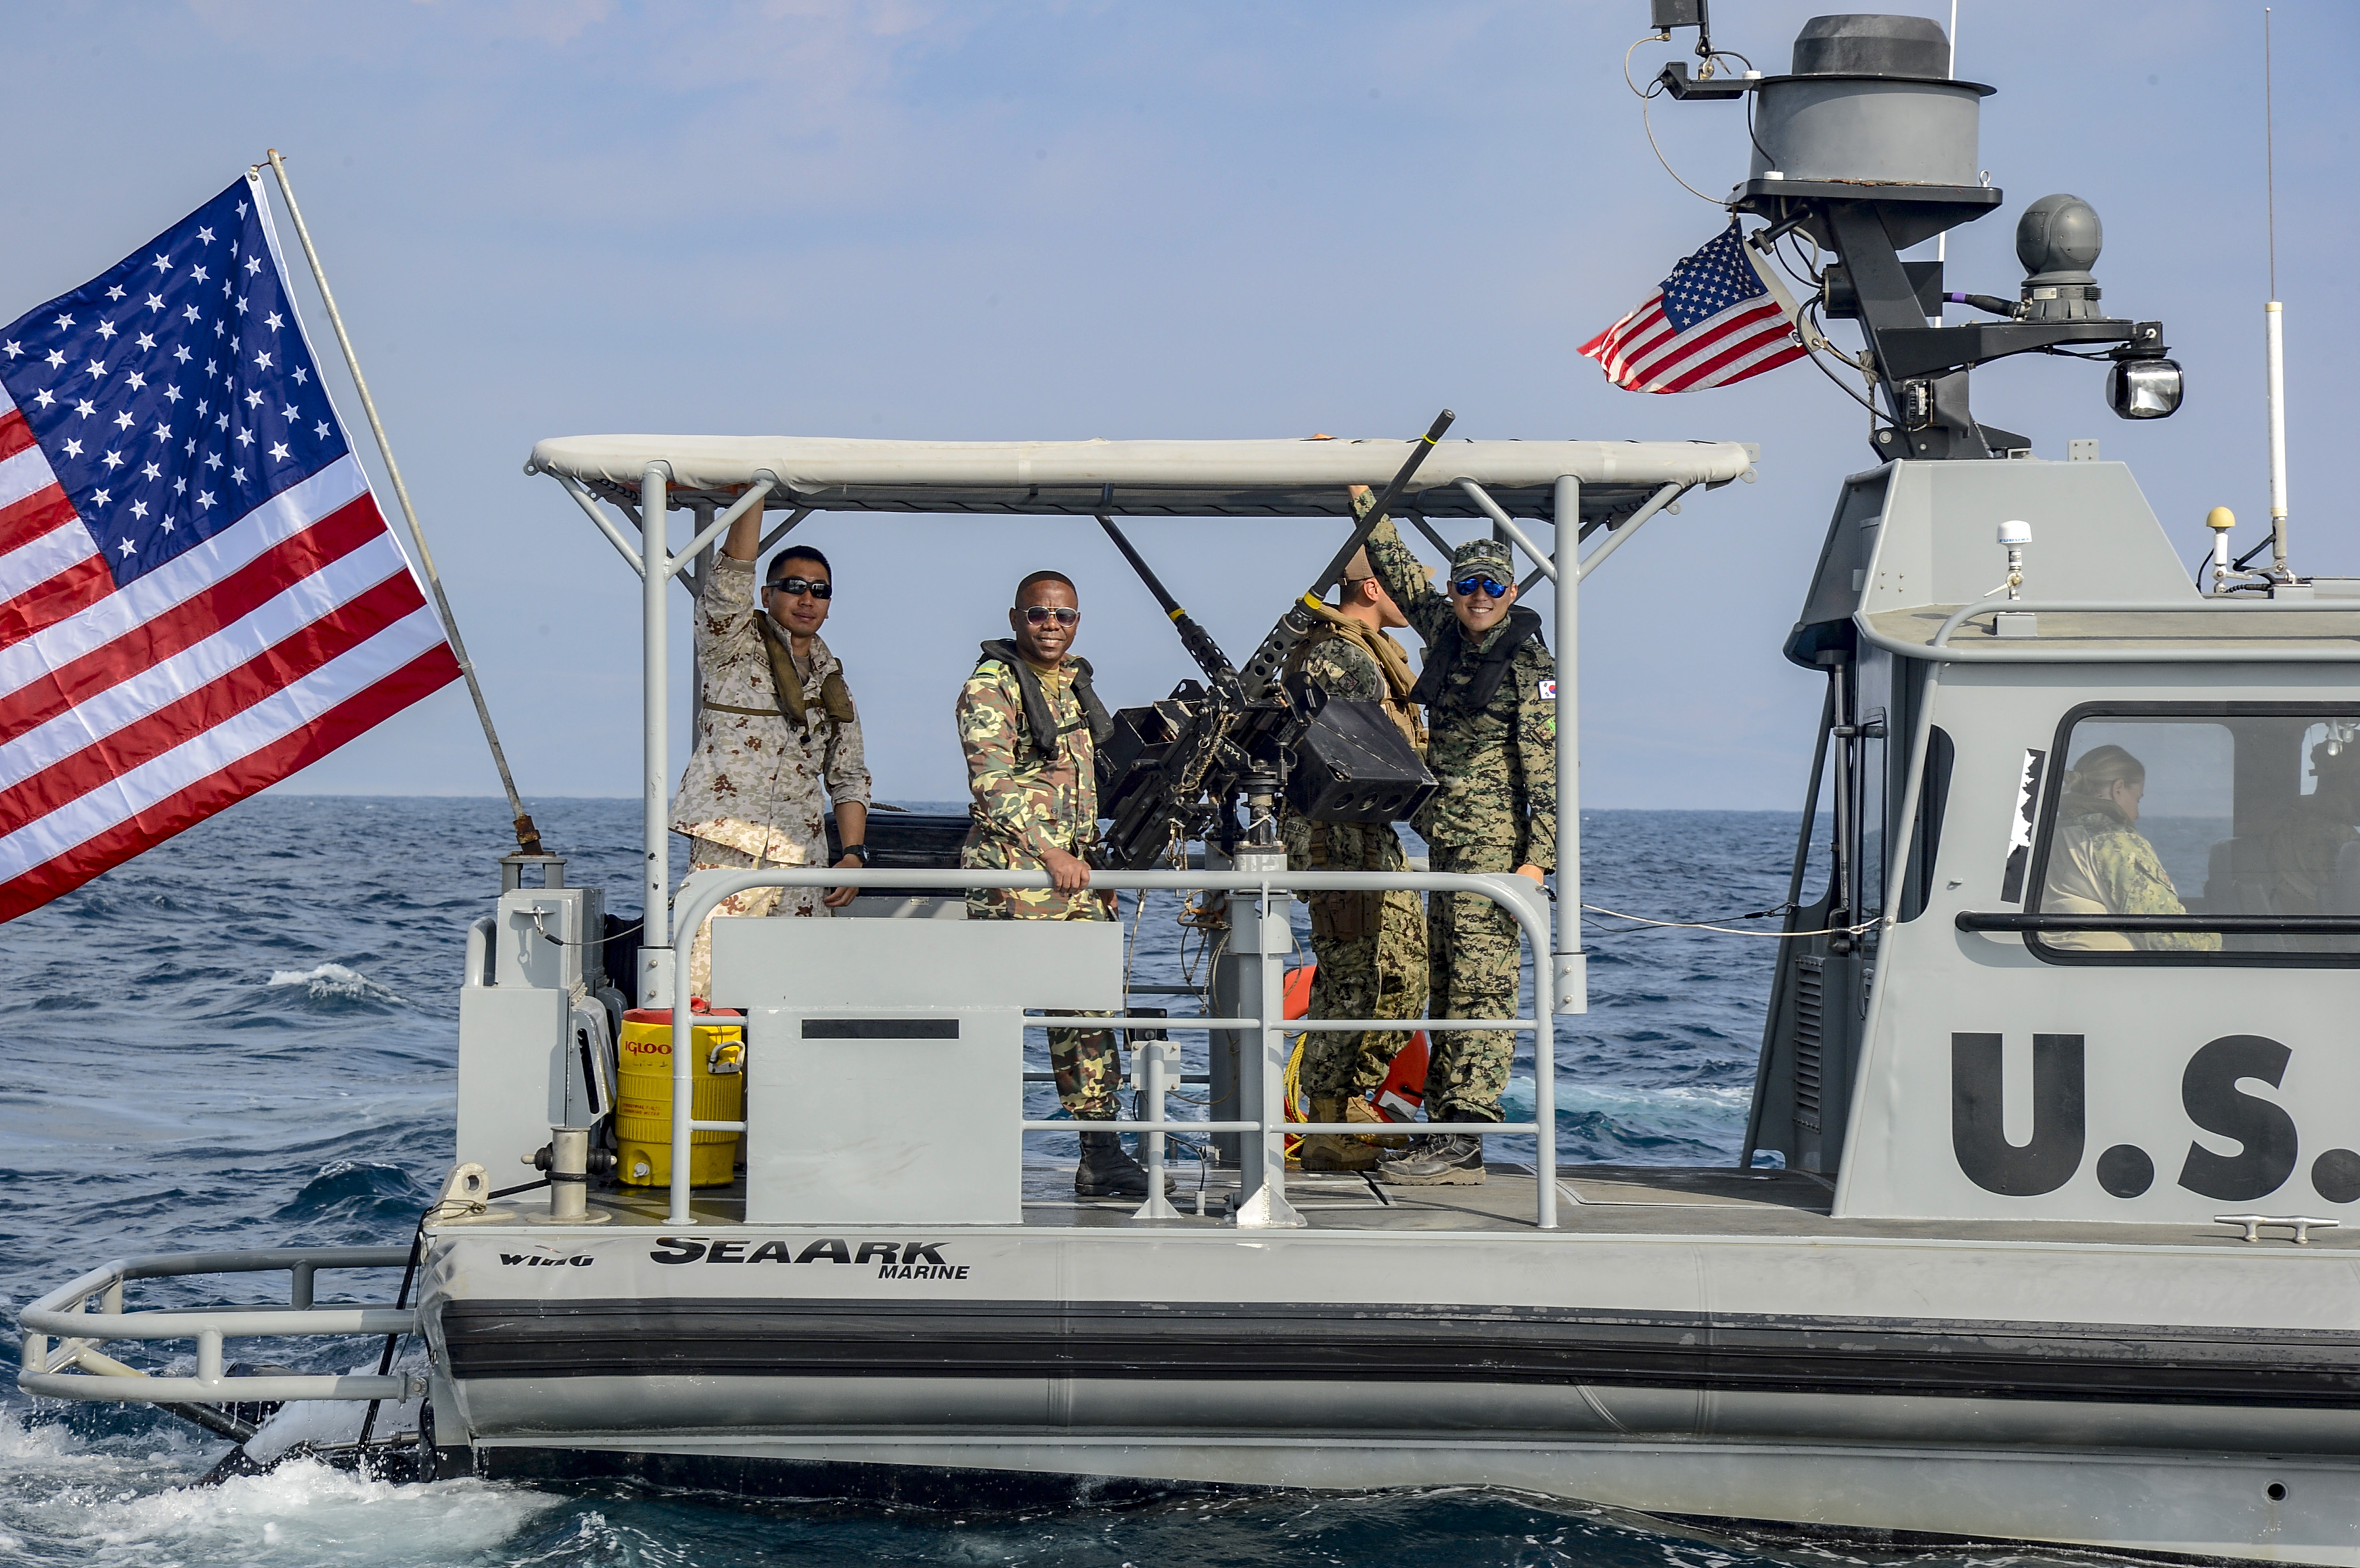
23, 10, 2360, 1563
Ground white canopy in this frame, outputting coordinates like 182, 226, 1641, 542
524, 434, 1758, 525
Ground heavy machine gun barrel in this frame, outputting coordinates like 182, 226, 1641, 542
1091, 413, 1449, 870
1233, 407, 1453, 702
1094, 502, 1241, 704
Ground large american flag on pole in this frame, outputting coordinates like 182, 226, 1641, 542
1580, 220, 1808, 393
0, 173, 459, 919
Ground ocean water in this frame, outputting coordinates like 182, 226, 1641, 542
0, 795, 2061, 1568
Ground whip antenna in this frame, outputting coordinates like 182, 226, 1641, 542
2262, 9, 2290, 578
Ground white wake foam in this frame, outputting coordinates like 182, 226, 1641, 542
59, 1459, 560, 1564
264, 963, 406, 1005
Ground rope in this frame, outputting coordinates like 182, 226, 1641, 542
1282, 1036, 1306, 1157
1581, 901, 1877, 939
353, 1216, 425, 1449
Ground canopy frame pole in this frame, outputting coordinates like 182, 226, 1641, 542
641, 463, 674, 1013
1552, 475, 1585, 1019
667, 474, 776, 580
1457, 479, 1557, 582
1405, 508, 1456, 559
1576, 483, 1689, 582
759, 507, 812, 557
555, 474, 645, 576
261, 149, 541, 855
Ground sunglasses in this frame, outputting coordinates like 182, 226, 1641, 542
1452, 575, 1511, 599
1021, 605, 1080, 627
768, 577, 832, 599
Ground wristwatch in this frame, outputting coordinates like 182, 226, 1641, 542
843, 843, 871, 866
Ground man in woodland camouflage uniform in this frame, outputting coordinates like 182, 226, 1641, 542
1357, 487, 1554, 1184
958, 569, 1160, 1198
1280, 547, 1430, 1173
672, 508, 869, 1000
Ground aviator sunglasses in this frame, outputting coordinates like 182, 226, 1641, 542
1451, 574, 1512, 599
1022, 605, 1080, 627
767, 576, 832, 599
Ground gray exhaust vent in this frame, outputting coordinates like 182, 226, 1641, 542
1750, 13, 1986, 190
1791, 13, 1953, 79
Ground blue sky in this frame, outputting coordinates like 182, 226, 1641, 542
3, 1, 2350, 812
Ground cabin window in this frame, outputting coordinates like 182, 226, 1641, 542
2025, 704, 2360, 966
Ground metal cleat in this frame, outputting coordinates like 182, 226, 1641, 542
2214, 1214, 2341, 1245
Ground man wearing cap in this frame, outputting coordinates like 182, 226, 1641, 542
672, 509, 870, 1000
1279, 548, 1430, 1173
957, 569, 1158, 1200
1354, 486, 1554, 1184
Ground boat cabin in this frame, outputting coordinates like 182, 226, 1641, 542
1751, 451, 2360, 1225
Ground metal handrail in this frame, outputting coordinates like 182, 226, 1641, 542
19, 1246, 420, 1407
667, 866, 1559, 1229
1853, 596, 2360, 665
1958, 911, 2360, 933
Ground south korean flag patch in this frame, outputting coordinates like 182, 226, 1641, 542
1538, 679, 1557, 701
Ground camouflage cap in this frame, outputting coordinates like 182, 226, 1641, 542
1447, 538, 1515, 581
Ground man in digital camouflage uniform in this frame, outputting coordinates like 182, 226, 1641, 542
1280, 545, 1430, 1173
958, 569, 1158, 1198
1358, 488, 1554, 1184
672, 508, 869, 1000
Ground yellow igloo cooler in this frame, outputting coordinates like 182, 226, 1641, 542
617, 1007, 745, 1187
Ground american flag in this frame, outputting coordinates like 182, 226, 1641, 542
1580, 221, 1807, 393
0, 174, 459, 919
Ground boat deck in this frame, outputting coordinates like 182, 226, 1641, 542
548, 1163, 2358, 1250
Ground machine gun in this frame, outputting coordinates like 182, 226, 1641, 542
1093, 412, 1453, 868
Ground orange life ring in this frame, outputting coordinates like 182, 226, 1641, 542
1280, 963, 1428, 1126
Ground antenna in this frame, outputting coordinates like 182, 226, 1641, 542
2265, 6, 2278, 301
2263, 6, 2290, 578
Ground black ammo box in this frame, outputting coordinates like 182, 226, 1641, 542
1285, 698, 1435, 824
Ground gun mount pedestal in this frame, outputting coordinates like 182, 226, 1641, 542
1207, 844, 1303, 1226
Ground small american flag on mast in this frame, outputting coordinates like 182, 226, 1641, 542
1580, 220, 1808, 393
0, 172, 459, 920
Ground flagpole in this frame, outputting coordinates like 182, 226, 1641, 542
261, 149, 542, 857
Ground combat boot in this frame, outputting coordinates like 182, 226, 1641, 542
1345, 1093, 1410, 1150
1375, 1132, 1486, 1186
1299, 1096, 1381, 1173
1073, 1129, 1176, 1198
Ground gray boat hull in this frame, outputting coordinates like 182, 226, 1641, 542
420, 1212, 2360, 1563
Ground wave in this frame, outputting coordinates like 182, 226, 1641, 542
271, 1159, 430, 1227
262, 963, 409, 1010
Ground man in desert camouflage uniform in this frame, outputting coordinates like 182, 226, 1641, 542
672, 509, 870, 1000
1357, 488, 1555, 1184
958, 569, 1158, 1199
1279, 547, 1430, 1173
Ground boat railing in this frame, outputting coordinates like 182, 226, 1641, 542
17, 1246, 421, 1415
1854, 595, 2360, 665
669, 864, 1561, 1230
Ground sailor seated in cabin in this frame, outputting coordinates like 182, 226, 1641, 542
2038, 745, 2218, 953
672, 509, 872, 1002
2256, 735, 2360, 918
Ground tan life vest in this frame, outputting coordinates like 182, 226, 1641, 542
703, 615, 858, 737
1285, 608, 1426, 753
